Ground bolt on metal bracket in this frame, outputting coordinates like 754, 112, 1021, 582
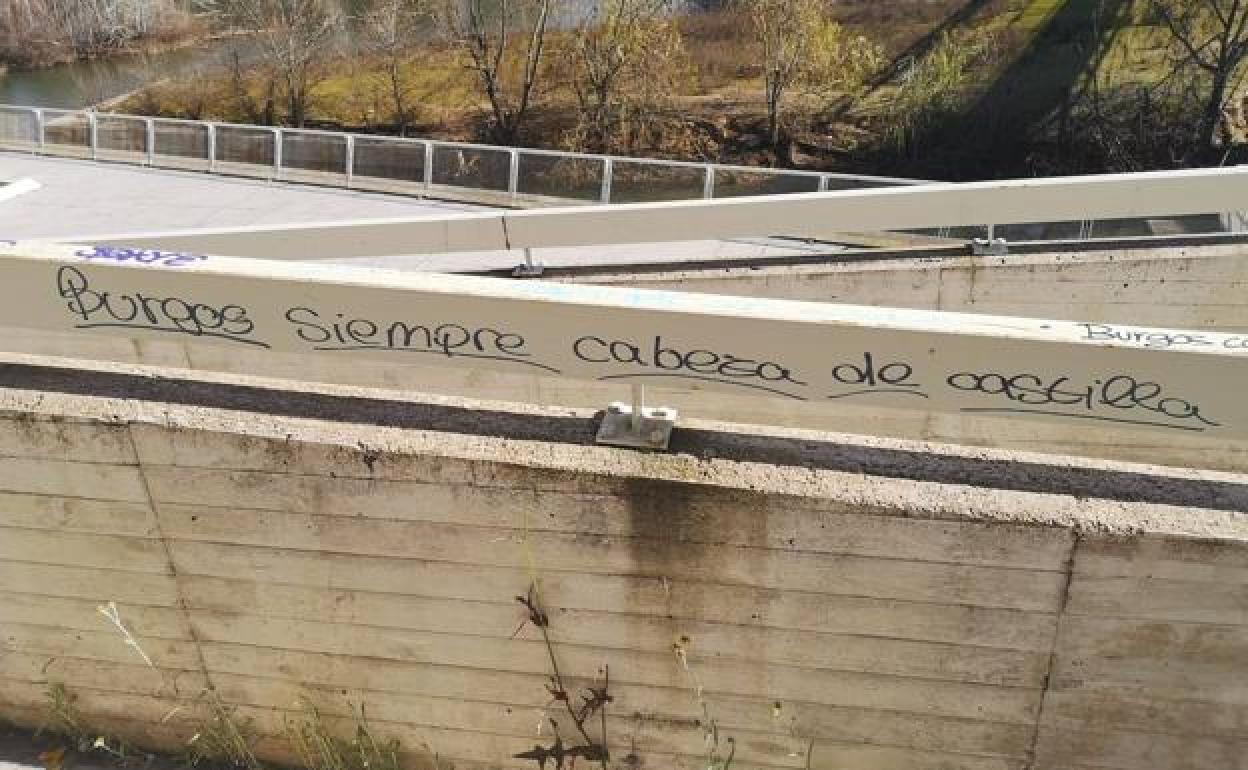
596, 385, 678, 450
512, 247, 545, 278
971, 237, 1009, 256
971, 224, 1009, 256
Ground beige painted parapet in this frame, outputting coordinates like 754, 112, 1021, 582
0, 358, 1243, 770
2, 241, 1246, 441
3, 241, 1248, 470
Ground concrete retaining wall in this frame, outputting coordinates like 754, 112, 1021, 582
3, 243, 1247, 472
570, 242, 1248, 329
0, 356, 1244, 770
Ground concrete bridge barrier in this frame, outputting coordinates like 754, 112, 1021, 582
4, 241, 1247, 472
0, 355, 1244, 770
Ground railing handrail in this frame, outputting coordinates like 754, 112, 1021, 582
78, 166, 1248, 259
0, 102, 928, 200
8, 103, 1237, 250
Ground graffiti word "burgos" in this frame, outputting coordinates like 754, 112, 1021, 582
284, 306, 559, 373
574, 334, 807, 398
948, 370, 1219, 430
56, 266, 264, 347
1080, 323, 1213, 350
74, 246, 208, 268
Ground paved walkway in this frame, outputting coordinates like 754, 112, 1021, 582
0, 152, 479, 238
0, 152, 842, 272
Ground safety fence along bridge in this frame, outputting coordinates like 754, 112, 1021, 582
4, 102, 1246, 248
0, 103, 915, 208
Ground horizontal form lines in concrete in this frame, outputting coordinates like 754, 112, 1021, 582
0, 413, 1063, 769
0, 402, 1246, 769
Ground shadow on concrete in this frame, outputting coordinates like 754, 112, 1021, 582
3, 360, 1246, 514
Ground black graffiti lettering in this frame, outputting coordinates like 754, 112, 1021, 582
756, 362, 794, 382
286, 307, 333, 343
386, 322, 433, 349
611, 341, 646, 366
345, 318, 380, 344
1044, 377, 1094, 409
573, 336, 609, 363
220, 304, 255, 336
55, 266, 262, 346
833, 353, 919, 388
653, 340, 686, 371
683, 350, 720, 374
879, 362, 915, 385
433, 324, 471, 355
574, 334, 807, 394
716, 356, 763, 378
948, 370, 1218, 428
284, 306, 551, 372
101, 292, 140, 323
826, 352, 930, 400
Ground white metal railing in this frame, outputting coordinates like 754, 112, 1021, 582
0, 104, 919, 208
4, 104, 1242, 253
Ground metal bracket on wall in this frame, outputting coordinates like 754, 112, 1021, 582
597, 385, 678, 450
971, 237, 1009, 256
972, 225, 1009, 256
512, 247, 545, 277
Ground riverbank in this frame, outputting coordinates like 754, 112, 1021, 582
0, 26, 238, 74
103, 0, 1240, 179
0, 0, 219, 74
117, 3, 968, 173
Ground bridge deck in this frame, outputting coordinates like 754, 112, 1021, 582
0, 152, 839, 272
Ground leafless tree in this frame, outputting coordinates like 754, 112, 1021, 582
218, 0, 343, 127
567, 0, 682, 154
1, 0, 196, 66
432, 0, 556, 144
736, 0, 883, 155
1152, 0, 1248, 156
737, 0, 821, 151
360, 0, 427, 135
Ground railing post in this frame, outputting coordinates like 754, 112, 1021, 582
600, 157, 613, 204
345, 134, 355, 188
423, 141, 434, 189
207, 123, 217, 172
508, 148, 520, 197
33, 108, 45, 153
272, 128, 283, 180
145, 118, 155, 166
88, 111, 98, 160
702, 164, 715, 199
819, 175, 830, 192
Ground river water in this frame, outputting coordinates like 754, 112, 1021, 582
0, 40, 261, 109
0, 1, 705, 110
